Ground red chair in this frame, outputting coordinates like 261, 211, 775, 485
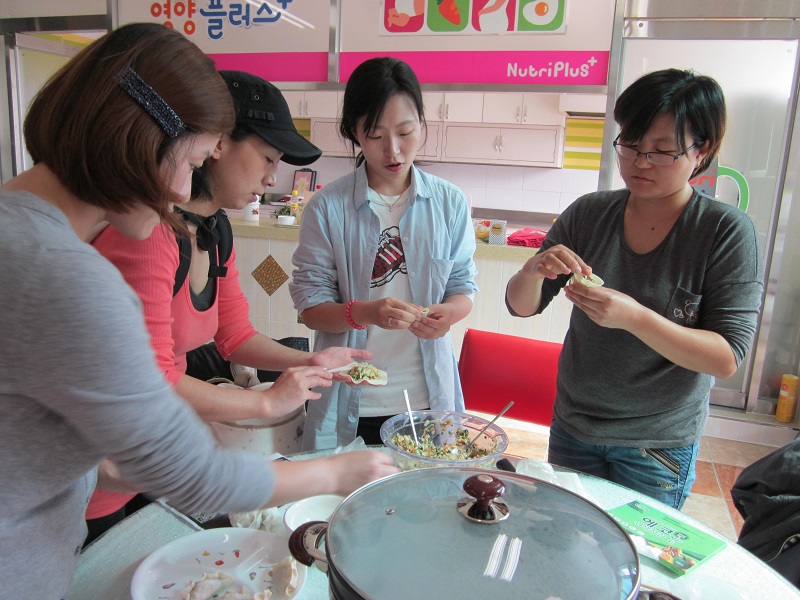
458, 328, 562, 427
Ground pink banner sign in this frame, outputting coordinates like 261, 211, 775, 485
340, 50, 609, 85
208, 52, 329, 83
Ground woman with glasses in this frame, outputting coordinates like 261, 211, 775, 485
505, 68, 763, 509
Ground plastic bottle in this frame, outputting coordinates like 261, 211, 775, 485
289, 190, 303, 225
776, 374, 799, 423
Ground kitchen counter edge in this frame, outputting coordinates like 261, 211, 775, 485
230, 218, 539, 261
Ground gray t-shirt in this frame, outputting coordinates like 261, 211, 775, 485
0, 191, 274, 598
513, 189, 763, 448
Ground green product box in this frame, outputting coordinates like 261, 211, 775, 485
608, 500, 727, 576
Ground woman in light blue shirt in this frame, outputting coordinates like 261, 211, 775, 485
290, 57, 478, 449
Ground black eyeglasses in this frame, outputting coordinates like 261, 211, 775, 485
613, 134, 698, 166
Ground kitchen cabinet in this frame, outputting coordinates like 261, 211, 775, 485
417, 122, 442, 160
282, 90, 341, 119
311, 119, 443, 160
422, 92, 483, 123
482, 92, 564, 126
441, 123, 563, 167
310, 119, 349, 157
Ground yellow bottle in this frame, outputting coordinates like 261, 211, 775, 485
289, 190, 303, 225
776, 374, 799, 423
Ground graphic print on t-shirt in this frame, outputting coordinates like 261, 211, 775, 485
372, 226, 406, 288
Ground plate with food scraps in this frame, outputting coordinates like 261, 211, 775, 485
130, 527, 305, 600
327, 362, 388, 386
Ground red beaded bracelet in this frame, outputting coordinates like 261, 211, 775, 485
345, 299, 368, 330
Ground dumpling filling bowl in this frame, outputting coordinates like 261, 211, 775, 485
380, 410, 508, 470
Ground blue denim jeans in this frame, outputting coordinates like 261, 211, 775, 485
547, 420, 698, 510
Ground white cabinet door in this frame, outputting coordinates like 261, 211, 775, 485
482, 93, 524, 123
520, 93, 564, 126
422, 92, 483, 122
304, 91, 340, 119
418, 122, 442, 160
441, 123, 563, 167
310, 119, 350, 157
441, 125, 500, 162
482, 93, 564, 125
283, 91, 341, 118
423, 92, 445, 120
498, 126, 563, 167
282, 91, 306, 119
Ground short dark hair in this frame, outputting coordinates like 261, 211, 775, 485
614, 68, 726, 177
339, 57, 426, 166
24, 22, 234, 220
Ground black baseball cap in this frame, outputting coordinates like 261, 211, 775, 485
220, 70, 322, 166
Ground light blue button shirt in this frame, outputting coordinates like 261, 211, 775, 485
290, 164, 478, 449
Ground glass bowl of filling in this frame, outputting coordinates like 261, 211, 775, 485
379, 410, 508, 470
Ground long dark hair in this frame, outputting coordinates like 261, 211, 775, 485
339, 57, 426, 166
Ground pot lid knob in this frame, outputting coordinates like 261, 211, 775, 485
457, 474, 509, 524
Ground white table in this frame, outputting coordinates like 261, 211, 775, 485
70, 453, 800, 600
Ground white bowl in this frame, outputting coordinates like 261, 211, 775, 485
277, 215, 296, 225
283, 494, 344, 531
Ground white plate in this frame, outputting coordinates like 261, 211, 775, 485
274, 223, 300, 229
130, 527, 306, 600
327, 362, 388, 386
283, 494, 344, 531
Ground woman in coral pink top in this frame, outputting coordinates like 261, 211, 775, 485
87, 71, 375, 541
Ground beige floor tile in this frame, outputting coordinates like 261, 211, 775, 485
697, 436, 712, 462
681, 493, 737, 541
504, 427, 549, 460
705, 437, 774, 467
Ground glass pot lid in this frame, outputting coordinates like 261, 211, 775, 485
325, 467, 640, 600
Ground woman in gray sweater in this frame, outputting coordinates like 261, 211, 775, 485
506, 69, 762, 509
0, 23, 396, 599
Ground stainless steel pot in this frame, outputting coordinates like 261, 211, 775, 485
289, 467, 641, 600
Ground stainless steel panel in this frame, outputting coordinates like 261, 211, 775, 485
625, 0, 800, 19
605, 4, 800, 413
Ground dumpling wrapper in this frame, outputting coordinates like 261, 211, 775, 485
271, 557, 300, 598
229, 505, 283, 532
219, 589, 257, 600
327, 362, 388, 386
181, 571, 235, 600
181, 571, 273, 600
569, 273, 604, 287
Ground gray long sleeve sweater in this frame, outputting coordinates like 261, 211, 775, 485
512, 189, 763, 448
0, 191, 274, 598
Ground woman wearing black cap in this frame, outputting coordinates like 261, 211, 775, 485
86, 71, 387, 539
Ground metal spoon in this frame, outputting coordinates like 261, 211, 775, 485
464, 401, 514, 457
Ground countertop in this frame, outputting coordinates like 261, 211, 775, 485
230, 217, 540, 262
